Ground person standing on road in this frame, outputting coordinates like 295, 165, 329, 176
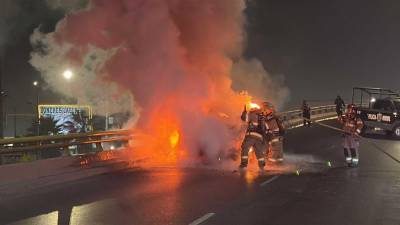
339, 104, 363, 167
335, 95, 346, 117
301, 100, 311, 127
265, 105, 286, 163
240, 102, 276, 173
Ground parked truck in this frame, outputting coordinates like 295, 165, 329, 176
352, 87, 400, 138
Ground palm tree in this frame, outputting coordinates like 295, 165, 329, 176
26, 116, 62, 136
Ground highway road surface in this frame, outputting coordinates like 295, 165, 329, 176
1, 120, 400, 225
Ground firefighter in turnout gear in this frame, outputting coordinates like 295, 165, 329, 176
301, 100, 311, 127
240, 102, 284, 171
335, 95, 346, 117
339, 104, 363, 167
265, 105, 285, 163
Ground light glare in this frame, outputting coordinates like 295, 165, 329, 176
63, 70, 73, 80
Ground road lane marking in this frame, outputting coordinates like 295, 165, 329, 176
189, 213, 215, 225
260, 175, 280, 187
305, 117, 400, 164
367, 140, 400, 164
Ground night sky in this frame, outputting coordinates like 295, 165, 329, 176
1, 0, 67, 136
2, 0, 400, 136
245, 0, 400, 105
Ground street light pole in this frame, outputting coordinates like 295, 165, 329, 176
33, 81, 40, 136
0, 56, 4, 138
13, 106, 17, 137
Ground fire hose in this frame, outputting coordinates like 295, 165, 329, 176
304, 117, 400, 164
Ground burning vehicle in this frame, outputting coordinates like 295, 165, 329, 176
30, 0, 289, 167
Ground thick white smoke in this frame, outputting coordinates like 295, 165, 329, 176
231, 58, 290, 110
45, 0, 89, 12
30, 27, 135, 116
29, 0, 290, 165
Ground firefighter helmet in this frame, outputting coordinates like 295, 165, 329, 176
346, 104, 356, 117
262, 101, 275, 115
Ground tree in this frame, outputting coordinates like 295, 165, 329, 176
26, 116, 62, 136
24, 116, 64, 159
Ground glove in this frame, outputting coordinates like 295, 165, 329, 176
240, 110, 247, 121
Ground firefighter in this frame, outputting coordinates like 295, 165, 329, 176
265, 103, 285, 163
335, 95, 346, 117
301, 100, 311, 127
340, 104, 363, 167
239, 102, 274, 172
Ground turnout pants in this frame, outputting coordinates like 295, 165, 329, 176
240, 135, 266, 168
343, 134, 359, 166
303, 113, 311, 127
267, 137, 284, 163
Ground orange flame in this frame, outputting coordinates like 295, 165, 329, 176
248, 102, 260, 110
123, 91, 260, 168
241, 92, 260, 111
128, 105, 189, 167
170, 130, 180, 149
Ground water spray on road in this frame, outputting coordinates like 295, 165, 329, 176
305, 117, 400, 164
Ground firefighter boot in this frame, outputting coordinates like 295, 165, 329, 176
258, 158, 266, 175
239, 156, 248, 172
344, 148, 352, 167
350, 148, 359, 167
268, 138, 284, 164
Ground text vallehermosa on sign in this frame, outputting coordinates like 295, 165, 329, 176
38, 105, 93, 134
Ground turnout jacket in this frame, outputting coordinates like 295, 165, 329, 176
241, 109, 285, 141
340, 115, 363, 136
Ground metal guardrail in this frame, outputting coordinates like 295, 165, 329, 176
0, 130, 131, 146
0, 130, 132, 164
279, 105, 337, 128
0, 105, 338, 164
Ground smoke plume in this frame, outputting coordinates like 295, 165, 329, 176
30, 0, 289, 165
45, 0, 88, 11
30, 28, 134, 116
231, 58, 289, 110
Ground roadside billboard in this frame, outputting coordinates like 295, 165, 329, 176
38, 105, 92, 134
